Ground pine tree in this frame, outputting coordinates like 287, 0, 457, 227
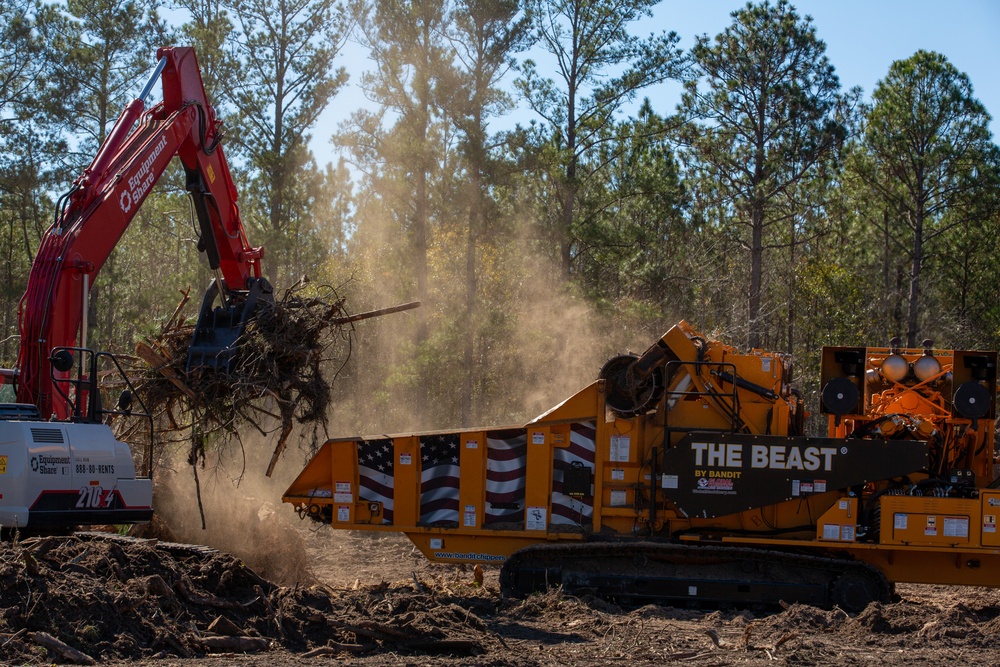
678, 0, 852, 349
515, 0, 682, 278
224, 0, 349, 285
854, 50, 996, 346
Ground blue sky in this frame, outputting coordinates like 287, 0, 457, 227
718, 0, 1000, 129
313, 0, 1000, 155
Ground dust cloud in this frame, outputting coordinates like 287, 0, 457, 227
323, 206, 665, 439
139, 256, 622, 588
141, 193, 680, 579
147, 435, 316, 585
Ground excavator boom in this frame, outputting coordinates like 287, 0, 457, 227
15, 47, 268, 419
0, 47, 266, 530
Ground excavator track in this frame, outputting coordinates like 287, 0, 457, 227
499, 541, 891, 612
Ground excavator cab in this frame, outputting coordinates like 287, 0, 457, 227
48, 346, 151, 429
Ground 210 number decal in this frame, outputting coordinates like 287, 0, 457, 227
76, 486, 112, 509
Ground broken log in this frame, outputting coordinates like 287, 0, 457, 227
28, 632, 96, 665
176, 576, 241, 609
329, 301, 420, 325
207, 615, 243, 637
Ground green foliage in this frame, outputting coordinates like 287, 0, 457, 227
678, 0, 855, 349
0, 0, 80, 362
515, 0, 683, 276
851, 50, 998, 346
220, 0, 350, 285
61, 0, 172, 151
575, 102, 689, 313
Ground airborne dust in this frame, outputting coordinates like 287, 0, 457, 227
142, 202, 670, 586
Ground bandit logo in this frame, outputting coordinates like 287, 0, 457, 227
694, 477, 735, 494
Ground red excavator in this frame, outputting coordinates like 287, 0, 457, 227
0, 47, 268, 530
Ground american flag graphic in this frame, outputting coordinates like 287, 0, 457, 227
484, 429, 527, 526
419, 434, 461, 525
357, 438, 394, 524
551, 421, 596, 526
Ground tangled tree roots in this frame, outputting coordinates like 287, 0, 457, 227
124, 279, 354, 479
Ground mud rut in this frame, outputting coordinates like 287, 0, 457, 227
2, 523, 1000, 666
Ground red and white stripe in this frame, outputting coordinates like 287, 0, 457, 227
551, 421, 596, 525
358, 438, 395, 524
485, 429, 527, 525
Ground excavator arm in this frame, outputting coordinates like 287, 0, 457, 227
14, 47, 269, 419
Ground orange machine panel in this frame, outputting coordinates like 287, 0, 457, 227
980, 491, 1000, 547
817, 497, 858, 542
879, 495, 980, 547
330, 440, 360, 524
459, 432, 485, 529
524, 427, 552, 532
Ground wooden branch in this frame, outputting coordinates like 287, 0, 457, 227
162, 288, 192, 334
2, 628, 27, 647
176, 576, 241, 609
667, 651, 703, 660
164, 635, 192, 659
327, 620, 402, 642
207, 615, 243, 637
328, 301, 420, 325
28, 632, 96, 665
301, 643, 370, 657
135, 341, 196, 400
264, 416, 294, 478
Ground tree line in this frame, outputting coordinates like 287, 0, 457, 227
1, 0, 998, 434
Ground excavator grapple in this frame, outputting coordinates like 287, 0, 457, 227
187, 277, 274, 373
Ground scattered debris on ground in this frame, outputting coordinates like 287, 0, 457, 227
4, 528, 1000, 666
0, 531, 495, 665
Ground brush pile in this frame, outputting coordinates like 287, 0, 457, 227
125, 279, 353, 477
0, 532, 497, 664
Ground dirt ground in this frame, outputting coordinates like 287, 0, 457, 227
3, 510, 1000, 667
